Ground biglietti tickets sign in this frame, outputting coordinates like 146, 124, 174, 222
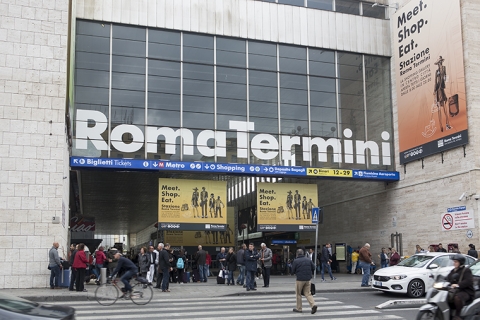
75, 109, 393, 166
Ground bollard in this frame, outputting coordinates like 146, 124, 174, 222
101, 268, 107, 284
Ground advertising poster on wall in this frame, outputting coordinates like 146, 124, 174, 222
257, 182, 318, 232
394, 0, 468, 164
158, 179, 227, 231
164, 207, 235, 246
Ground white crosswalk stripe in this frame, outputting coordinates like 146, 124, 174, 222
53, 294, 405, 320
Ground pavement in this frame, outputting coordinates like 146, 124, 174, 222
8, 272, 373, 302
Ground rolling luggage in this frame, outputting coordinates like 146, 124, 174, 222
217, 269, 226, 284
192, 269, 200, 282
183, 271, 190, 283
59, 269, 70, 287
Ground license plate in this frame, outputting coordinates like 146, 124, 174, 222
373, 280, 382, 286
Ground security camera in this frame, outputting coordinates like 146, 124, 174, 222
474, 195, 480, 200
459, 192, 466, 201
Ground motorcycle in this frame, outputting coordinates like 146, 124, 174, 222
417, 281, 480, 320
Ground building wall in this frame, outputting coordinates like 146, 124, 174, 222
0, 0, 70, 288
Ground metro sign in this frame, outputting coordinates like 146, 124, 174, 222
75, 109, 392, 166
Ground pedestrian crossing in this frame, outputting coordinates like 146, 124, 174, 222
53, 294, 405, 320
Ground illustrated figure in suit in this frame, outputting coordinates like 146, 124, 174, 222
192, 187, 200, 218
209, 193, 215, 218
307, 199, 316, 220
302, 196, 308, 219
433, 56, 451, 132
215, 196, 225, 218
204, 230, 211, 244
286, 191, 294, 219
294, 190, 301, 220
200, 187, 208, 218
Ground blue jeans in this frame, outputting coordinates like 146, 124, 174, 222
120, 270, 135, 292
49, 265, 61, 288
198, 264, 208, 282
161, 268, 170, 291
236, 265, 245, 284
359, 261, 370, 286
246, 270, 255, 289
321, 262, 334, 280
381, 262, 388, 268
95, 264, 103, 281
227, 270, 234, 285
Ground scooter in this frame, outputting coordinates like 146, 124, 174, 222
416, 281, 480, 320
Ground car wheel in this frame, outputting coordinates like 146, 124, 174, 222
407, 279, 425, 298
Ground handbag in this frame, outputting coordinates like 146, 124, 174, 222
301, 282, 316, 296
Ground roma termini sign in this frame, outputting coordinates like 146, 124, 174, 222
75, 109, 393, 166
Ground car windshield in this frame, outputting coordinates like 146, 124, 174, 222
470, 261, 480, 276
397, 255, 433, 268
0, 293, 38, 313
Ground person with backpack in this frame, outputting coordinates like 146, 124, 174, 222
176, 249, 187, 284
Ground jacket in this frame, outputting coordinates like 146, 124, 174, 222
72, 250, 88, 269
138, 253, 149, 273
244, 249, 259, 272
468, 249, 478, 259
147, 251, 157, 265
380, 252, 389, 264
320, 247, 331, 263
95, 250, 106, 265
359, 247, 372, 263
389, 252, 400, 266
112, 257, 138, 277
158, 249, 170, 270
69, 249, 77, 268
236, 249, 245, 265
291, 255, 315, 281
49, 246, 62, 268
217, 251, 227, 269
351, 251, 359, 262
260, 247, 272, 268
226, 252, 237, 271
195, 249, 207, 265
447, 265, 474, 299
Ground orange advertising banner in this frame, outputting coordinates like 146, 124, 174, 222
394, 0, 468, 164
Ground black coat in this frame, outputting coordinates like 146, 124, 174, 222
244, 249, 259, 272
226, 252, 237, 271
158, 249, 170, 270
468, 249, 478, 259
291, 255, 315, 281
447, 265, 474, 298
195, 249, 207, 265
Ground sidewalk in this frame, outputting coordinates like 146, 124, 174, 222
9, 273, 372, 302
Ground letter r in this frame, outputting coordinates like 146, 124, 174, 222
75, 110, 109, 150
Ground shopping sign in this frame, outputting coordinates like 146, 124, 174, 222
441, 206, 475, 231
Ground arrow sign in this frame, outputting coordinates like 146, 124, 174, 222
312, 207, 319, 224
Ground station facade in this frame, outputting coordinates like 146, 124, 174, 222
1, 0, 480, 288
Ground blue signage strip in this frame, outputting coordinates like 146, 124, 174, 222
70, 157, 399, 181
271, 240, 297, 244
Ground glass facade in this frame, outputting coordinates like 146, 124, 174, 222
73, 20, 393, 170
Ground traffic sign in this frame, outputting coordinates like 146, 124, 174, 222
312, 207, 319, 224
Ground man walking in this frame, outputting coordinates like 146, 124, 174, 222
48, 242, 63, 289
244, 243, 259, 291
320, 243, 336, 281
291, 249, 317, 314
157, 243, 171, 292
236, 244, 246, 286
260, 243, 272, 287
195, 245, 208, 282
359, 243, 373, 287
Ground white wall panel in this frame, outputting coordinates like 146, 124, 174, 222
246, 0, 255, 39
147, 0, 156, 27
299, 7, 308, 46
103, 0, 112, 22
165, 0, 174, 29
173, 0, 183, 30
262, 2, 271, 42
223, 0, 232, 36
190, 0, 200, 32
277, 4, 286, 43
183, 0, 191, 31
156, 0, 166, 28
270, 4, 278, 43
307, 9, 315, 47
284, 5, 293, 44
292, 6, 301, 45
75, 0, 392, 57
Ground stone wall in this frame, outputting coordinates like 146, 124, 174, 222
0, 0, 69, 288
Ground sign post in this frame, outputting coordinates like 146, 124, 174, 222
312, 207, 319, 280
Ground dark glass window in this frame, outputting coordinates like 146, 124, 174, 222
76, 20, 110, 37
279, 45, 306, 74
278, 0, 304, 6
184, 33, 214, 64
249, 41, 277, 71
335, 0, 360, 15
307, 0, 333, 10
362, 2, 386, 19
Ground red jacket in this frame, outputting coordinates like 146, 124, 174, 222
72, 250, 88, 269
206, 254, 212, 266
96, 250, 106, 265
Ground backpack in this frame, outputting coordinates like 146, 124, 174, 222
176, 257, 184, 269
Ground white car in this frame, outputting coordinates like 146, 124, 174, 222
372, 252, 477, 298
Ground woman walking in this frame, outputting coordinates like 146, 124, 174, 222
72, 243, 88, 292
138, 247, 149, 278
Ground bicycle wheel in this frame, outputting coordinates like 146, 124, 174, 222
130, 283, 153, 305
95, 284, 119, 306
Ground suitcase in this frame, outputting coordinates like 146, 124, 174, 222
192, 269, 200, 282
449, 94, 459, 117
216, 275, 226, 284
183, 272, 190, 283
59, 269, 70, 287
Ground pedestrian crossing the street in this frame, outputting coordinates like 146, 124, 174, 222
54, 294, 406, 320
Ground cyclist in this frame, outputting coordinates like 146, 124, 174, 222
109, 253, 138, 298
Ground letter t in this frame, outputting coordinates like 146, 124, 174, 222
229, 121, 254, 159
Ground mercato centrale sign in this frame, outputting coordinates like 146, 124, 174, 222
75, 109, 392, 166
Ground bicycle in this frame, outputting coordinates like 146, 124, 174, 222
94, 275, 153, 306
